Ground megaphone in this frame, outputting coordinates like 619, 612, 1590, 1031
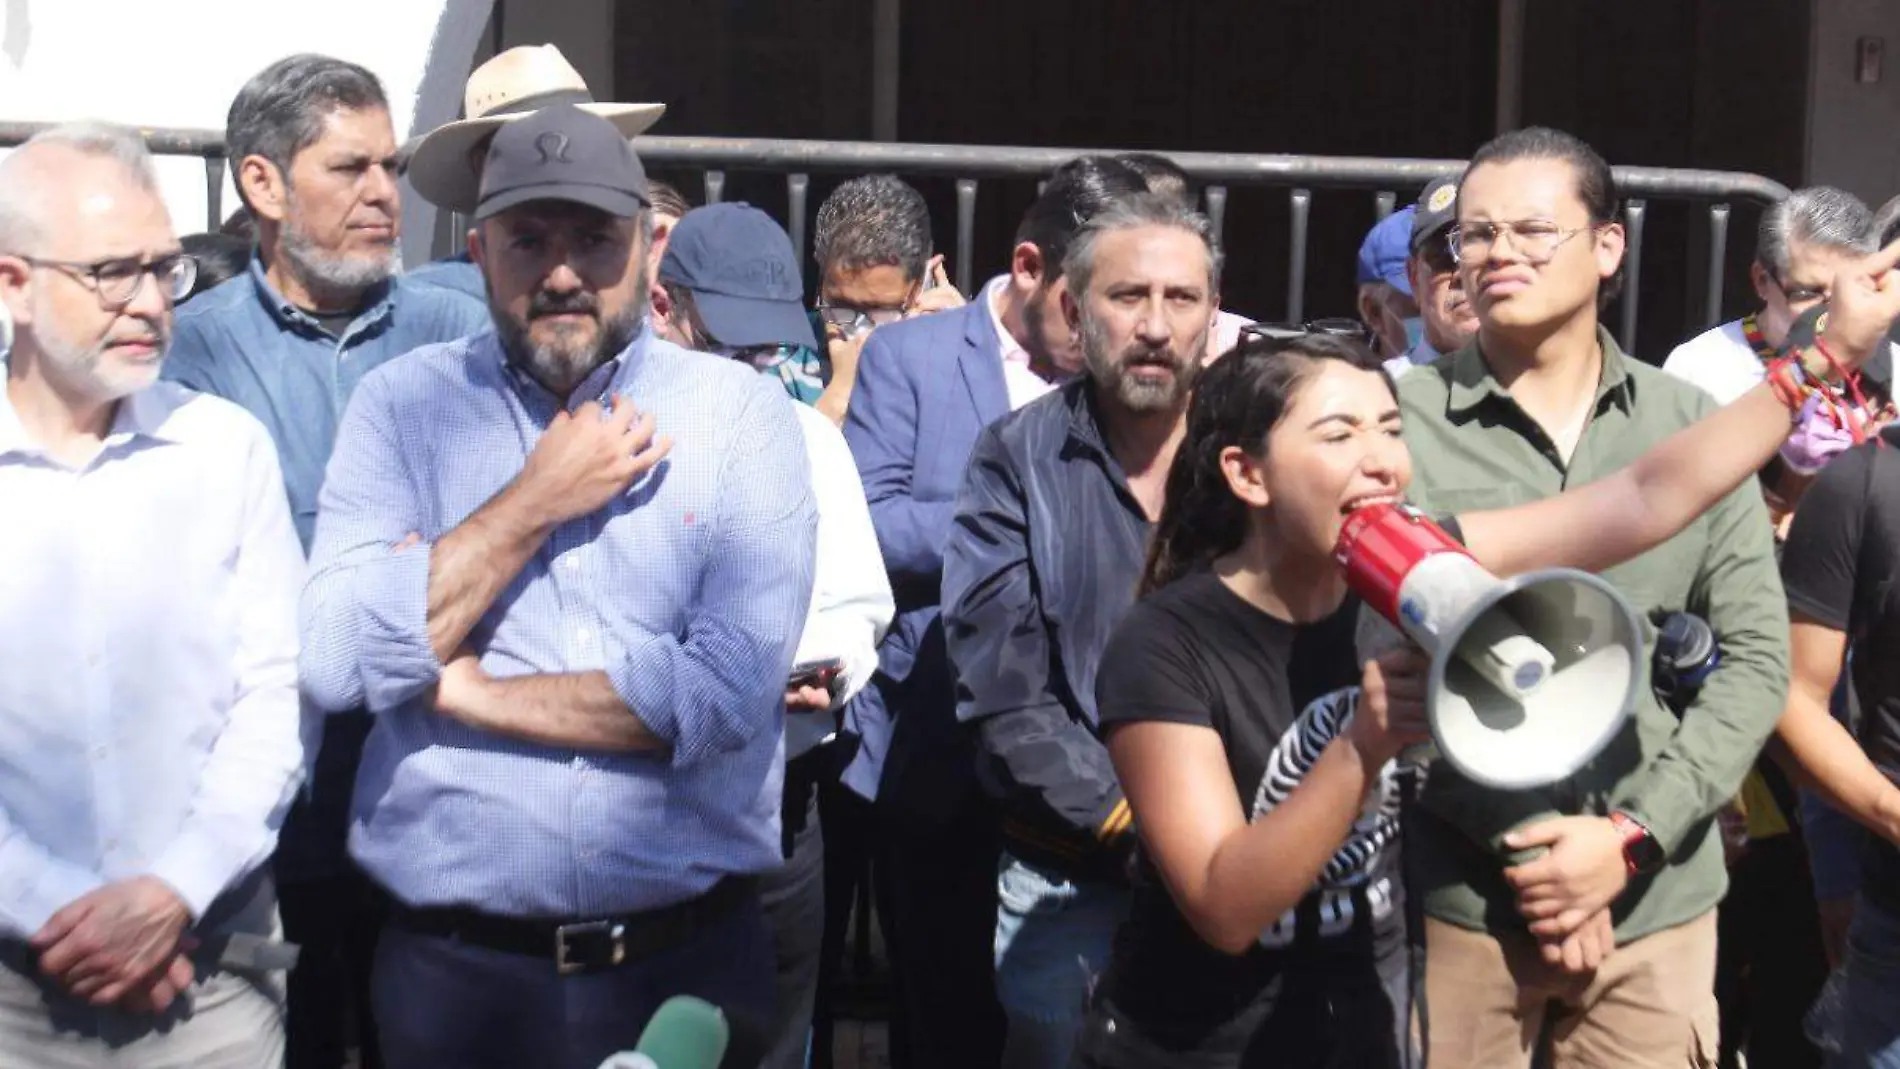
1334, 503, 1645, 790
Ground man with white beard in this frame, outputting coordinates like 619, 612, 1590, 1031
160, 54, 488, 1069
0, 121, 304, 1067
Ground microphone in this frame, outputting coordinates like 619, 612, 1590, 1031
597, 995, 730, 1069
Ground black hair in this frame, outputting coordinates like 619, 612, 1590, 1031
1460, 126, 1624, 305
180, 232, 253, 302
813, 174, 933, 282
226, 54, 389, 211
1138, 333, 1389, 597
1117, 152, 1193, 206
219, 206, 257, 243
1014, 155, 1146, 284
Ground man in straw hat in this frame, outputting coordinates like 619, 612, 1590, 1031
405, 44, 665, 301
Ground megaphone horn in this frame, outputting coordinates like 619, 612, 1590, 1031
1334, 504, 1645, 790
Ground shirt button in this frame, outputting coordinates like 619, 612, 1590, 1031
563, 557, 580, 571
577, 628, 592, 643
91, 746, 108, 762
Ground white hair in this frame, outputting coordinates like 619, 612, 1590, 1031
0, 122, 161, 254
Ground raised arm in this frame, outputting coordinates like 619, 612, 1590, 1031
1462, 237, 1900, 579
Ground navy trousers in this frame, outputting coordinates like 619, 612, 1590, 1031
371, 893, 775, 1069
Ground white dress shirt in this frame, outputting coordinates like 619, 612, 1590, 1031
1661, 320, 1769, 405
983, 276, 1061, 410
785, 403, 895, 759
0, 380, 304, 936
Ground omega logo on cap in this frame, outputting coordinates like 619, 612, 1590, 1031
535, 132, 572, 165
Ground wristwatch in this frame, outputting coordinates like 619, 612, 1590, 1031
1610, 811, 1664, 876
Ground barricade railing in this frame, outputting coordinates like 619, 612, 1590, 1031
0, 123, 1791, 351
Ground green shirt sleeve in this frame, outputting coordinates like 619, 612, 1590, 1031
1610, 466, 1789, 855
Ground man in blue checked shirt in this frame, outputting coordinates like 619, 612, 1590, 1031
299, 105, 816, 1069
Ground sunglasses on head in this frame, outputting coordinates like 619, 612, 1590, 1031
1239, 319, 1371, 344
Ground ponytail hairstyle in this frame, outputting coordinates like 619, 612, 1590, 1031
1138, 331, 1391, 597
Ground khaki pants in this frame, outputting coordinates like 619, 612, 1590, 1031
1424, 910, 1721, 1069
0, 952, 284, 1069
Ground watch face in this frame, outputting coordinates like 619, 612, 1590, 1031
1614, 813, 1664, 874
1630, 834, 1665, 874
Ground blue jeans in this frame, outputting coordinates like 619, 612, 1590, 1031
992, 854, 1128, 1069
1832, 897, 1900, 1068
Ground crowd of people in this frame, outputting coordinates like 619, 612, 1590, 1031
7, 40, 1900, 1069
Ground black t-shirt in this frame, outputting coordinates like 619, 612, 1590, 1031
1781, 427, 1900, 915
1088, 570, 1406, 1062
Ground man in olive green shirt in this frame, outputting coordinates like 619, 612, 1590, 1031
1399, 128, 1789, 1067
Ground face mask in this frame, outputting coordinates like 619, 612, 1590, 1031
1401, 316, 1426, 351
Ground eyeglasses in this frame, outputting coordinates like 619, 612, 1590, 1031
21, 252, 197, 310
1446, 221, 1599, 265
1240, 319, 1370, 344
1772, 275, 1829, 305
1417, 241, 1460, 274
815, 302, 906, 338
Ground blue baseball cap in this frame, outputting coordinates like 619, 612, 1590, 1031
658, 203, 819, 350
1356, 206, 1417, 297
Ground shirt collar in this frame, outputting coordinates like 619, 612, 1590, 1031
248, 254, 396, 339
1444, 325, 1636, 419
1401, 338, 1443, 367
0, 375, 184, 461
1061, 377, 1106, 454
984, 275, 1032, 368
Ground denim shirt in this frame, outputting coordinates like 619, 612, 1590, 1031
163, 257, 491, 552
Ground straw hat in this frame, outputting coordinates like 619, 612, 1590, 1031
408, 44, 664, 213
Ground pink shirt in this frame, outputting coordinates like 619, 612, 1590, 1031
983, 275, 1060, 410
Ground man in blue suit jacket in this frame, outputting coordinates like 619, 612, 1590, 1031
840, 157, 1146, 1069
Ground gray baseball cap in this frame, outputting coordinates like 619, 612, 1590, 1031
474, 103, 651, 221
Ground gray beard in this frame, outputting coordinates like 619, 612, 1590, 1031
494, 301, 646, 398
1081, 312, 1205, 413
281, 220, 396, 304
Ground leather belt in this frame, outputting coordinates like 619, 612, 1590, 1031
384, 876, 755, 975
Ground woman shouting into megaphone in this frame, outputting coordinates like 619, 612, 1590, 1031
1069, 238, 1900, 1069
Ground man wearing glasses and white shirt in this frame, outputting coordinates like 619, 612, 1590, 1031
0, 123, 303, 1067
1664, 187, 1888, 409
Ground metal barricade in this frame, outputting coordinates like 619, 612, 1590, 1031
0, 123, 1790, 351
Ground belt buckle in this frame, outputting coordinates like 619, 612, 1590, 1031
554, 920, 626, 976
